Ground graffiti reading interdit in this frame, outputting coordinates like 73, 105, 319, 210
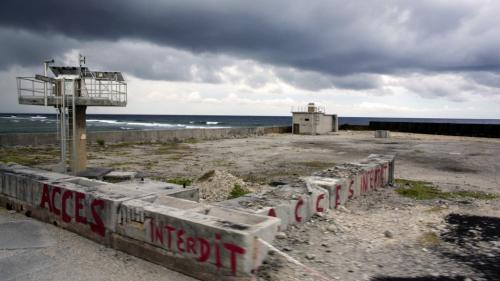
149, 219, 246, 275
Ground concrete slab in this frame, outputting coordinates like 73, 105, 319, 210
76, 167, 113, 180
0, 249, 58, 281
0, 208, 196, 281
103, 171, 137, 182
115, 179, 199, 202
0, 220, 56, 250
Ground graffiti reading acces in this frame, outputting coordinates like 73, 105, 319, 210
39, 183, 106, 236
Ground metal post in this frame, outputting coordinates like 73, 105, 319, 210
43, 62, 47, 106
72, 80, 77, 175
60, 79, 66, 173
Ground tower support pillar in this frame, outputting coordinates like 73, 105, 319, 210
69, 105, 87, 174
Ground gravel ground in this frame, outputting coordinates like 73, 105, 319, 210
259, 187, 500, 281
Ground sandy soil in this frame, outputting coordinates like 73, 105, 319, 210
22, 131, 500, 280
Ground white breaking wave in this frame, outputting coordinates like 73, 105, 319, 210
126, 122, 184, 128
185, 125, 229, 129
86, 119, 229, 129
30, 115, 47, 119
87, 119, 121, 124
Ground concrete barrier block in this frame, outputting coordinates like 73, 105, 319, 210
304, 176, 350, 209
350, 161, 383, 195
115, 198, 280, 279
0, 172, 4, 196
306, 187, 329, 215
368, 154, 395, 185
28, 179, 117, 242
3, 173, 17, 198
375, 130, 391, 138
366, 154, 390, 186
254, 204, 292, 231
215, 194, 291, 232
217, 180, 326, 230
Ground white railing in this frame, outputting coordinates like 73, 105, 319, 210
16, 76, 127, 105
291, 105, 326, 113
80, 78, 127, 104
17, 77, 55, 98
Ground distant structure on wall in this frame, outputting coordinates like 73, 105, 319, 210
291, 102, 338, 135
16, 55, 127, 174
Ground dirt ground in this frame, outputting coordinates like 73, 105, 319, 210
4, 130, 500, 280
83, 131, 500, 193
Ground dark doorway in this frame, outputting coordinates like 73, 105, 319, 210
293, 123, 300, 134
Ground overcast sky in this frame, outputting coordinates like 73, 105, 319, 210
1, 0, 500, 118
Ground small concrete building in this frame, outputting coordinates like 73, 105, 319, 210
292, 103, 338, 135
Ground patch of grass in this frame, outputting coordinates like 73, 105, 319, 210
228, 184, 250, 199
0, 147, 58, 166
109, 161, 138, 168
295, 161, 336, 169
108, 142, 135, 148
144, 160, 158, 170
451, 191, 499, 200
417, 232, 440, 248
198, 170, 215, 181
156, 143, 187, 154
395, 179, 500, 200
425, 206, 448, 213
168, 154, 184, 161
166, 178, 192, 186
183, 138, 198, 144
395, 179, 443, 200
96, 139, 105, 146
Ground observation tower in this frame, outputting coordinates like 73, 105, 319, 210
16, 55, 127, 174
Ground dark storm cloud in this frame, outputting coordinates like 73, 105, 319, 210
0, 28, 78, 71
2, 0, 500, 78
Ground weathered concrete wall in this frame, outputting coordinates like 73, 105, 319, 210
0, 163, 280, 280
217, 154, 395, 232
0, 153, 395, 280
217, 181, 330, 232
0, 126, 292, 147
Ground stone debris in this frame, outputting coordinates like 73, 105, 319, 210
276, 232, 288, 239
305, 254, 316, 260
194, 169, 256, 202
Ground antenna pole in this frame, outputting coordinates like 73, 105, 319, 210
43, 59, 54, 106
43, 62, 47, 106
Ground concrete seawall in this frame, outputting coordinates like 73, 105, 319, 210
0, 126, 292, 147
370, 121, 500, 138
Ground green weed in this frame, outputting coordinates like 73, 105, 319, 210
228, 184, 250, 199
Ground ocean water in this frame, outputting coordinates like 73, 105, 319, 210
1, 113, 499, 134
